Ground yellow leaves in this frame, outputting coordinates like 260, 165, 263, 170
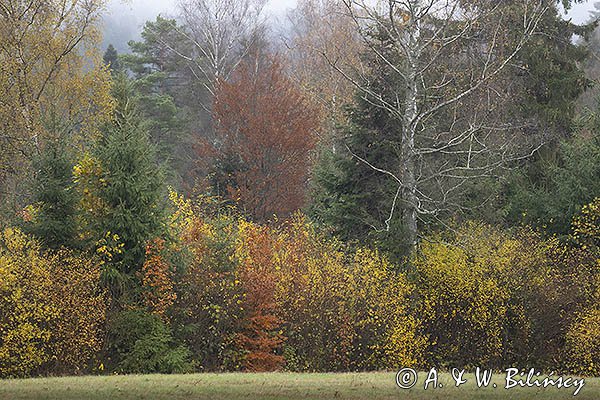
74, 152, 106, 241
565, 307, 600, 376
412, 222, 567, 367
173, 202, 425, 371
166, 196, 600, 372
168, 187, 195, 234
572, 197, 600, 249
0, 235, 54, 375
273, 219, 424, 370
0, 228, 107, 378
0, 0, 113, 179
96, 231, 124, 264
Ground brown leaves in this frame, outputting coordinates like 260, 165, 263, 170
141, 238, 177, 321
211, 55, 320, 222
235, 223, 285, 371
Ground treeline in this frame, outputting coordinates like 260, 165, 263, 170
1, 0, 600, 378
2, 195, 599, 376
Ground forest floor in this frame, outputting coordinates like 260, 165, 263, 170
1, 371, 598, 399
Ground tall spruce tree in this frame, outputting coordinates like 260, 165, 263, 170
95, 74, 167, 277
503, 105, 600, 235
103, 44, 122, 73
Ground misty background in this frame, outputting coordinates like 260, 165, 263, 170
102, 0, 297, 53
102, 0, 600, 54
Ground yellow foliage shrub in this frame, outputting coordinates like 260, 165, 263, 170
414, 222, 559, 368
0, 228, 57, 377
565, 307, 600, 376
564, 199, 600, 376
0, 228, 107, 377
275, 216, 425, 371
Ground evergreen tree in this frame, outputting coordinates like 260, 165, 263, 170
28, 139, 79, 249
517, 4, 592, 136
121, 17, 195, 188
503, 105, 600, 235
495, 3, 595, 234
103, 44, 122, 73
95, 74, 167, 276
310, 34, 412, 262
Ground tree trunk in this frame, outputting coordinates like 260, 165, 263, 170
400, 3, 421, 249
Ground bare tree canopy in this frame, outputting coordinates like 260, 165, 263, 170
173, 0, 268, 96
316, 0, 556, 247
286, 0, 364, 130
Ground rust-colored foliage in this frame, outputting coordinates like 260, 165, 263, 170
212, 56, 320, 221
140, 238, 176, 320
235, 222, 285, 371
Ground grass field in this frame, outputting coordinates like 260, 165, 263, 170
1, 372, 598, 400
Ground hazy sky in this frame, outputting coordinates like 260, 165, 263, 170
103, 0, 599, 52
105, 0, 599, 24
565, 0, 598, 23
103, 0, 297, 51
106, 0, 298, 20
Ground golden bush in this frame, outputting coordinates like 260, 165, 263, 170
0, 228, 106, 377
565, 307, 600, 376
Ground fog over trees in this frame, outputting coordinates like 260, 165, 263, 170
102, 0, 297, 53
3, 0, 600, 382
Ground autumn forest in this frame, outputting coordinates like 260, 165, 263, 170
1, 0, 600, 380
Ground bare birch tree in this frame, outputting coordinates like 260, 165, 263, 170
172, 0, 268, 98
317, 0, 552, 248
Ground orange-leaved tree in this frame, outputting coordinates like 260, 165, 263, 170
234, 220, 285, 371
140, 238, 177, 321
211, 55, 320, 222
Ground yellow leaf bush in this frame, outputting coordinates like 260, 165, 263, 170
413, 222, 567, 369
563, 198, 600, 376
0, 228, 107, 377
565, 307, 600, 376
275, 216, 425, 371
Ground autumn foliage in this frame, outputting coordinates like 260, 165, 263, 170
211, 56, 320, 221
564, 198, 600, 376
168, 195, 424, 372
2, 193, 600, 377
274, 218, 424, 371
0, 228, 106, 377
234, 222, 285, 371
2, 0, 600, 382
141, 238, 177, 320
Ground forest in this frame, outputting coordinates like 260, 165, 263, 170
0, 0, 600, 379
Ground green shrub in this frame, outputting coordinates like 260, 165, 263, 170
108, 310, 192, 374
